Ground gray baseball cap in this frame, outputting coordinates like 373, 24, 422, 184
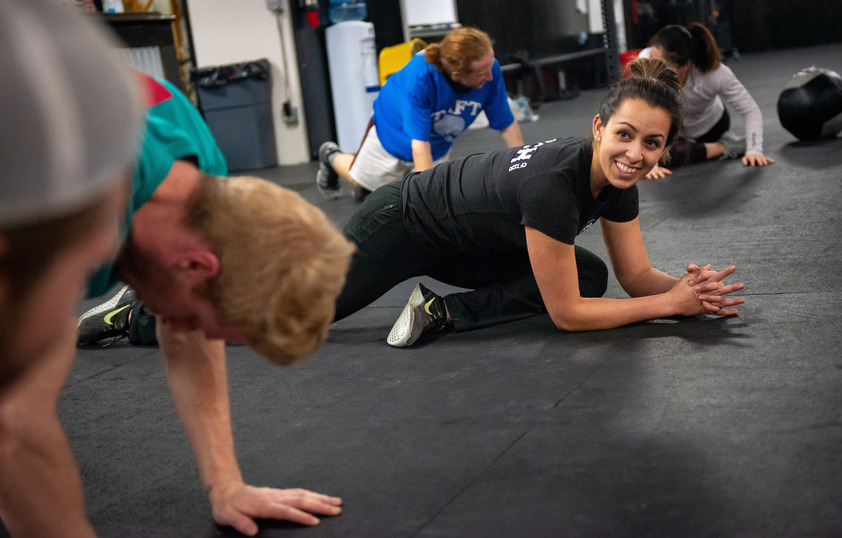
0, 0, 143, 227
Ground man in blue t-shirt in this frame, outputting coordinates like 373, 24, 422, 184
316, 27, 524, 201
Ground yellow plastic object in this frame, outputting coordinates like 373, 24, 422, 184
378, 38, 427, 87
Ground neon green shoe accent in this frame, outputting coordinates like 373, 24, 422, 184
424, 298, 436, 316
104, 304, 131, 326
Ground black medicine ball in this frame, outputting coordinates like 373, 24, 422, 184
777, 67, 842, 141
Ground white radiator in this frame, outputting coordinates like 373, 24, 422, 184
116, 46, 165, 79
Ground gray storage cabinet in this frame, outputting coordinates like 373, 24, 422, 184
192, 59, 278, 172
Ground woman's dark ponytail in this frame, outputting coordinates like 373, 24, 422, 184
687, 22, 721, 72
648, 22, 721, 73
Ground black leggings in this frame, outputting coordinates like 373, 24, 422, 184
664, 108, 731, 167
334, 183, 609, 332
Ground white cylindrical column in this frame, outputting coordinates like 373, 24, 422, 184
325, 20, 379, 152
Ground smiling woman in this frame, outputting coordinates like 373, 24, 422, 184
328, 57, 746, 348
592, 100, 671, 190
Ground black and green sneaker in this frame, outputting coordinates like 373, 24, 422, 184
387, 283, 448, 348
77, 285, 136, 346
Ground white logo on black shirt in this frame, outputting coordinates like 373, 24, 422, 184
508, 138, 557, 172
580, 218, 598, 234
511, 145, 539, 162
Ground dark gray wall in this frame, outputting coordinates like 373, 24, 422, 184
289, 1, 335, 160
457, 0, 589, 59
628, 0, 841, 53
730, 0, 842, 52
366, 0, 404, 52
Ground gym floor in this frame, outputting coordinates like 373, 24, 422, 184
9, 43, 842, 537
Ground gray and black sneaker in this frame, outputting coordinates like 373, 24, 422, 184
316, 141, 342, 200
77, 285, 136, 346
719, 131, 746, 160
387, 283, 448, 348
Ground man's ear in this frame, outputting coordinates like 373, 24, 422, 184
175, 250, 220, 279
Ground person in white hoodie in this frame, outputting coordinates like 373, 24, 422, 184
638, 22, 775, 179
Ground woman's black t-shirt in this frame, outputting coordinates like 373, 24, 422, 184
400, 137, 640, 257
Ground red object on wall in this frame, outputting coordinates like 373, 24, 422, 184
302, 0, 320, 27
620, 49, 642, 77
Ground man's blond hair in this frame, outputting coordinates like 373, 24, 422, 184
187, 175, 354, 366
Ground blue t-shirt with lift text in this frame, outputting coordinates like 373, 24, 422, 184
372, 52, 514, 162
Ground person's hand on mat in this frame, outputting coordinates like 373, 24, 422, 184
210, 483, 342, 535
646, 164, 673, 180
668, 266, 744, 317
668, 272, 713, 316
743, 153, 775, 167
684, 264, 745, 315
685, 263, 715, 285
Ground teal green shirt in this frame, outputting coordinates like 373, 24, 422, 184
87, 75, 227, 298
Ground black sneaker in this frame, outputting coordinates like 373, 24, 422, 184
77, 285, 136, 346
316, 141, 342, 200
387, 283, 448, 347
